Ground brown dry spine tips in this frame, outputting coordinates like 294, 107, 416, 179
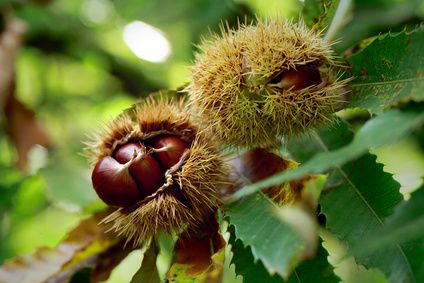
187, 19, 349, 148
86, 95, 228, 245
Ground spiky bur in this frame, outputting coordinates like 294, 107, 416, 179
187, 19, 349, 148
86, 96, 228, 245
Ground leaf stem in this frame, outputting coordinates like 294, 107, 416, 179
324, 0, 353, 42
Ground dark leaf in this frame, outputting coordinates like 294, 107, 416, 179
286, 241, 339, 283
229, 227, 338, 283
229, 228, 285, 283
130, 244, 160, 283
69, 268, 91, 283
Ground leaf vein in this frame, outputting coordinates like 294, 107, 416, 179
351, 77, 423, 88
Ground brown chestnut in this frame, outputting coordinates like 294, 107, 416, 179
114, 142, 142, 164
91, 156, 142, 207
129, 153, 165, 197
273, 64, 322, 91
91, 136, 191, 207
151, 135, 190, 170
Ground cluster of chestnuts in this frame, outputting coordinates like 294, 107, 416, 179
87, 96, 226, 244
88, 19, 347, 245
92, 135, 189, 207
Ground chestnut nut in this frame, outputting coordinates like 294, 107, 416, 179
91, 135, 190, 207
271, 64, 322, 91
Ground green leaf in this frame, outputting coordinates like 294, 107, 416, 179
130, 244, 160, 283
288, 242, 339, 283
229, 229, 285, 283
334, 0, 422, 52
414, 125, 424, 150
230, 108, 424, 201
291, 119, 416, 282
224, 193, 308, 278
347, 26, 424, 113
287, 117, 353, 163
402, 238, 424, 282
302, 0, 339, 31
351, 186, 424, 282
0, 165, 23, 210
320, 153, 415, 282
69, 268, 92, 283
229, 228, 339, 283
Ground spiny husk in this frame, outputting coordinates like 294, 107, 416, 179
102, 136, 227, 245
188, 19, 349, 148
86, 96, 196, 165
86, 95, 227, 246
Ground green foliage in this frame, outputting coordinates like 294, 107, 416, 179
351, 186, 424, 282
291, 112, 417, 282
230, 236, 284, 283
229, 230, 339, 283
352, 186, 424, 255
347, 26, 424, 113
130, 244, 160, 283
287, 117, 353, 162
0, 165, 22, 210
303, 0, 339, 31
224, 193, 308, 278
286, 243, 339, 283
321, 154, 409, 282
334, 0, 423, 52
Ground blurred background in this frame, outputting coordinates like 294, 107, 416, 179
1, 0, 424, 282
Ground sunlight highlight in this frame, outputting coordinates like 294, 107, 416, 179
80, 0, 114, 25
123, 21, 171, 63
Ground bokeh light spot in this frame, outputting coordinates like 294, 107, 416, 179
123, 21, 171, 63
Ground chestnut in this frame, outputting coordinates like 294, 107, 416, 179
151, 135, 190, 170
129, 152, 165, 197
91, 156, 141, 207
276, 64, 322, 91
91, 135, 190, 207
114, 142, 142, 164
